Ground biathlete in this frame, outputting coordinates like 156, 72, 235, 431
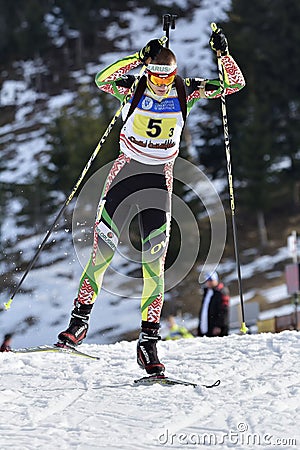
57, 29, 245, 375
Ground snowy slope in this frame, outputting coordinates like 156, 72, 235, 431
0, 331, 299, 450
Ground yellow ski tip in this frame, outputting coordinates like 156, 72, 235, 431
4, 298, 13, 310
240, 322, 249, 334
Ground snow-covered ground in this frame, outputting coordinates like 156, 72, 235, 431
1, 331, 299, 449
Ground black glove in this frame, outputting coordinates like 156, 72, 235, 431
138, 38, 165, 63
209, 28, 228, 55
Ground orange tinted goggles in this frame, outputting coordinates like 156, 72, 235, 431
148, 72, 176, 86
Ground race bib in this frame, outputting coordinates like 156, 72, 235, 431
133, 114, 177, 140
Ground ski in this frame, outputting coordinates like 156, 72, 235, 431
11, 344, 100, 360
134, 375, 220, 388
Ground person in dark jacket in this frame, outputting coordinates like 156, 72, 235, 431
0, 333, 13, 352
198, 272, 229, 337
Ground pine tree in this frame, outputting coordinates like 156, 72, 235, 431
198, 0, 300, 248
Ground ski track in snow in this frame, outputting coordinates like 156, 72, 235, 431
0, 331, 299, 450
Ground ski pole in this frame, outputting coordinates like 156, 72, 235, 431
163, 14, 177, 48
4, 54, 155, 310
210, 22, 248, 334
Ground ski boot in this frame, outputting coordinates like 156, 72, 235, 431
57, 300, 93, 347
137, 325, 165, 375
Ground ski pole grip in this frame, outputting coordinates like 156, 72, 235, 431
144, 36, 168, 66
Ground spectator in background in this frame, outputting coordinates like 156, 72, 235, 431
165, 315, 194, 340
197, 272, 229, 337
0, 333, 13, 352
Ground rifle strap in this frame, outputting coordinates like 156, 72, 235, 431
174, 75, 187, 123
124, 75, 147, 123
